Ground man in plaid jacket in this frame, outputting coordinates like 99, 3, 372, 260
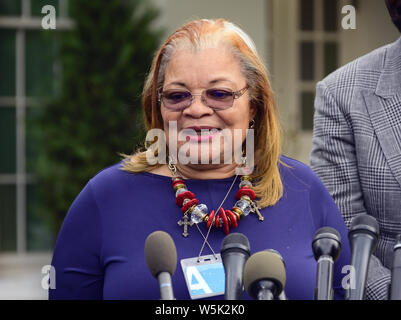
311, 0, 401, 300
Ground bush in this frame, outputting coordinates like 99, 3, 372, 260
31, 0, 164, 241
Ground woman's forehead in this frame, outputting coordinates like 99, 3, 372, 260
164, 47, 245, 88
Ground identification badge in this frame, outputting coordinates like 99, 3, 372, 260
180, 254, 225, 300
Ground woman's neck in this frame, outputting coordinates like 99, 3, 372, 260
175, 163, 238, 180
150, 163, 239, 180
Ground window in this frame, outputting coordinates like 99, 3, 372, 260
298, 0, 340, 131
0, 0, 72, 252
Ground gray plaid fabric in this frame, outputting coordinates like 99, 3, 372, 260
311, 36, 401, 300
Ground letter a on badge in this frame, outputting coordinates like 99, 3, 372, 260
186, 266, 212, 294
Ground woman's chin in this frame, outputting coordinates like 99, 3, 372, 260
178, 145, 233, 165
178, 155, 222, 166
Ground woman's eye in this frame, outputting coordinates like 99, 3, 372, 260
166, 91, 190, 102
207, 89, 232, 100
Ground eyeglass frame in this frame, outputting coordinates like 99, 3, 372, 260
157, 85, 250, 111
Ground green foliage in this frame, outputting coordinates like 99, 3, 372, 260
31, 0, 164, 238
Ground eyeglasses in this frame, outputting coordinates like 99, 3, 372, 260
158, 85, 249, 111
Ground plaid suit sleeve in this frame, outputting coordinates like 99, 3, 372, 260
310, 80, 391, 300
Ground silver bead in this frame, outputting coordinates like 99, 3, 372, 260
239, 180, 253, 188
234, 199, 252, 216
191, 203, 208, 224
175, 187, 188, 197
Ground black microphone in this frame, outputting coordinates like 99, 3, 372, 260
221, 233, 251, 300
312, 227, 342, 300
346, 214, 380, 300
243, 249, 286, 300
390, 234, 401, 300
144, 231, 177, 300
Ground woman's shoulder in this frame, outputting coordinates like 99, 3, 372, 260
90, 161, 129, 184
88, 161, 172, 192
279, 155, 315, 177
88, 160, 151, 192
278, 155, 341, 226
278, 155, 324, 190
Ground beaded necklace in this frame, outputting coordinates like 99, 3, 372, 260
168, 161, 264, 237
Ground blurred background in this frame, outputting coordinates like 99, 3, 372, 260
0, 0, 399, 299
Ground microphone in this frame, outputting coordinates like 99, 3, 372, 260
221, 233, 251, 300
390, 234, 401, 300
312, 227, 342, 300
346, 214, 380, 300
243, 249, 286, 300
144, 231, 177, 300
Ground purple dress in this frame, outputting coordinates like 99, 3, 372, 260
49, 156, 351, 300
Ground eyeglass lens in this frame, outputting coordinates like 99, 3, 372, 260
162, 89, 234, 110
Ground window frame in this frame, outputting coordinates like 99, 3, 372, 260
0, 0, 73, 253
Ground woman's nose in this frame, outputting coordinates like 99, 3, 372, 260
182, 94, 214, 118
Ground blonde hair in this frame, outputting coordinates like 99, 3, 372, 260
121, 18, 283, 209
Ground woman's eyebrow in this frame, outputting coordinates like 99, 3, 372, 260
165, 81, 187, 88
165, 78, 235, 88
209, 77, 235, 85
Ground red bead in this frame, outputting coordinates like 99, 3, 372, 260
172, 179, 186, 189
215, 212, 221, 228
225, 210, 238, 228
235, 187, 256, 200
176, 191, 195, 206
207, 210, 215, 229
181, 198, 199, 213
219, 208, 229, 235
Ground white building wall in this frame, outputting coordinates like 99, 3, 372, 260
340, 0, 400, 65
268, 0, 400, 165
150, 0, 269, 66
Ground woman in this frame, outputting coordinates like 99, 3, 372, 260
49, 18, 350, 300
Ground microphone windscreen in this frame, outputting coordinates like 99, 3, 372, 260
312, 227, 342, 260
243, 250, 286, 297
349, 214, 380, 239
313, 227, 341, 243
221, 233, 251, 255
144, 231, 177, 278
